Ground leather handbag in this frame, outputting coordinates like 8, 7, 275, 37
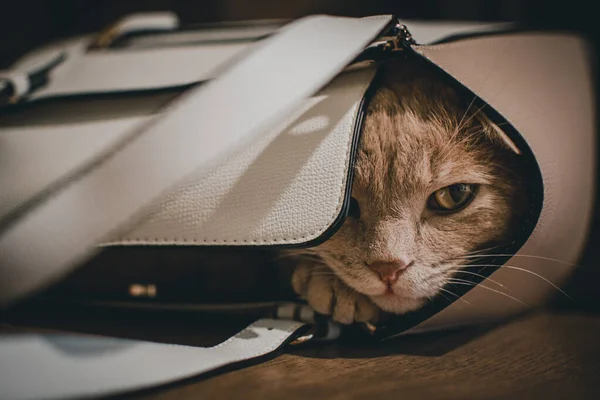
0, 13, 595, 399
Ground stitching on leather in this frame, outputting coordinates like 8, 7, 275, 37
112, 70, 375, 246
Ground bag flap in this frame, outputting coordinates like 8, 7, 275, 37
105, 62, 377, 246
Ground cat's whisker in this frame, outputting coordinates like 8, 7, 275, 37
456, 263, 572, 301
424, 292, 433, 303
467, 243, 507, 256
446, 269, 509, 290
452, 96, 478, 142
439, 103, 487, 164
446, 279, 529, 307
447, 277, 487, 286
442, 246, 506, 267
439, 287, 471, 305
445, 244, 506, 264
437, 290, 454, 304
460, 253, 583, 269
502, 265, 573, 301
459, 104, 488, 134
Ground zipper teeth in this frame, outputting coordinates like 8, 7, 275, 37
377, 22, 416, 52
397, 24, 416, 46
398, 24, 415, 44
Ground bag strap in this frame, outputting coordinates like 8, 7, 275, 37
0, 14, 394, 307
0, 318, 307, 399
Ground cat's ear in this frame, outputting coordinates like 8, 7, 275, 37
475, 112, 521, 155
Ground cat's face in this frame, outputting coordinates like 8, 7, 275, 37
309, 60, 524, 314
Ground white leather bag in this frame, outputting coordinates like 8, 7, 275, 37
0, 13, 595, 399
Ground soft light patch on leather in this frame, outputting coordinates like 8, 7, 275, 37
107, 65, 377, 246
288, 115, 330, 135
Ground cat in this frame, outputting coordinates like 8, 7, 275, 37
60, 55, 526, 326
284, 56, 526, 325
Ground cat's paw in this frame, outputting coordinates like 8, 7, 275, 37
291, 263, 380, 325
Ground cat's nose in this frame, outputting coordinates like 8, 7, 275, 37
368, 259, 412, 284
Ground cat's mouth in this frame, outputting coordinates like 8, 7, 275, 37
362, 274, 443, 314
384, 283, 396, 296
325, 259, 436, 312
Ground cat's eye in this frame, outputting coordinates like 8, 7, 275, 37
428, 184, 477, 212
348, 197, 361, 219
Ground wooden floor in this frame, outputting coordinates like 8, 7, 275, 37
4, 307, 600, 399
110, 310, 598, 400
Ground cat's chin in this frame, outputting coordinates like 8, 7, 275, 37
369, 294, 427, 315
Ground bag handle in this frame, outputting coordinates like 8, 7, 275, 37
0, 14, 394, 307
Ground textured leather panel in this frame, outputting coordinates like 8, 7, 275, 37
0, 318, 305, 400
404, 33, 595, 334
107, 64, 377, 245
0, 15, 393, 307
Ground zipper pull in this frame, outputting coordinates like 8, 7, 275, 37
383, 23, 416, 52
397, 24, 416, 47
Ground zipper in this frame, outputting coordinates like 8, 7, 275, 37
390, 23, 417, 50
381, 22, 417, 52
